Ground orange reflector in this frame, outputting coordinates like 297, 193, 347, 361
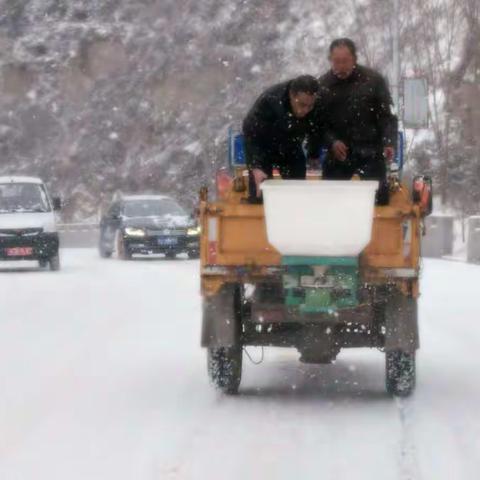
208, 241, 218, 264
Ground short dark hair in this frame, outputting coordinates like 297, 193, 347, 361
289, 75, 319, 95
329, 38, 357, 59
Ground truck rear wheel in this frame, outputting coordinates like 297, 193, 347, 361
386, 350, 415, 397
202, 284, 243, 393
207, 346, 242, 395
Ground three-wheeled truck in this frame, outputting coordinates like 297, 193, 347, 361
199, 136, 432, 397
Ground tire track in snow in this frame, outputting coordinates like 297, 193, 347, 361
396, 397, 422, 480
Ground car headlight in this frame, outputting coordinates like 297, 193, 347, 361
187, 226, 201, 236
124, 227, 146, 237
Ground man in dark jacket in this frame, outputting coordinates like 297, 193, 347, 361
318, 38, 397, 204
243, 75, 320, 199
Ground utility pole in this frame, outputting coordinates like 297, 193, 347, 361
392, 0, 400, 117
391, 0, 402, 175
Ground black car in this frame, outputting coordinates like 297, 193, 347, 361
99, 195, 200, 260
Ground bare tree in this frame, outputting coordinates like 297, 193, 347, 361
398, 0, 478, 205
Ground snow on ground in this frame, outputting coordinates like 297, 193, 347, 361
0, 250, 479, 480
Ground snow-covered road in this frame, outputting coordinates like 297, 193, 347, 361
0, 250, 479, 480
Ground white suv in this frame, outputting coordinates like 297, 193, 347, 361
0, 176, 61, 270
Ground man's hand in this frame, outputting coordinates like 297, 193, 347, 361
252, 168, 268, 197
384, 146, 395, 163
332, 140, 348, 161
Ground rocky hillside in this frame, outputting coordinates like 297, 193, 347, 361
5, 1, 473, 219
0, 1, 348, 219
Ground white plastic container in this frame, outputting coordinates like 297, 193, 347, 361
260, 180, 378, 257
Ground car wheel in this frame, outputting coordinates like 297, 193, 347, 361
39, 259, 49, 269
165, 251, 176, 260
49, 253, 61, 271
100, 249, 113, 259
99, 237, 113, 258
115, 231, 131, 260
188, 250, 200, 259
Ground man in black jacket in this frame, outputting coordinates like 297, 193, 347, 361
318, 38, 397, 204
243, 75, 320, 199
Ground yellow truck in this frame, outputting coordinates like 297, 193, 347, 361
199, 148, 432, 397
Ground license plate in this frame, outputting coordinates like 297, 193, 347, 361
6, 247, 33, 257
158, 237, 177, 246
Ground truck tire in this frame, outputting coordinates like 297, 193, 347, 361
201, 284, 243, 348
202, 284, 243, 393
207, 346, 242, 395
49, 253, 61, 271
386, 350, 415, 397
384, 290, 419, 353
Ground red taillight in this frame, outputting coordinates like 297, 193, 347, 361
215, 168, 233, 199
208, 241, 218, 264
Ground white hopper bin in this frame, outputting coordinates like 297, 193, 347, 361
260, 180, 379, 257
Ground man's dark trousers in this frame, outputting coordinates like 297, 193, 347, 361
322, 147, 389, 205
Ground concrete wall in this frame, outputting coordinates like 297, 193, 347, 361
58, 224, 99, 249
421, 216, 455, 258
467, 217, 480, 264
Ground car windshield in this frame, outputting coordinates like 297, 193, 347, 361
0, 183, 50, 214
124, 199, 186, 218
